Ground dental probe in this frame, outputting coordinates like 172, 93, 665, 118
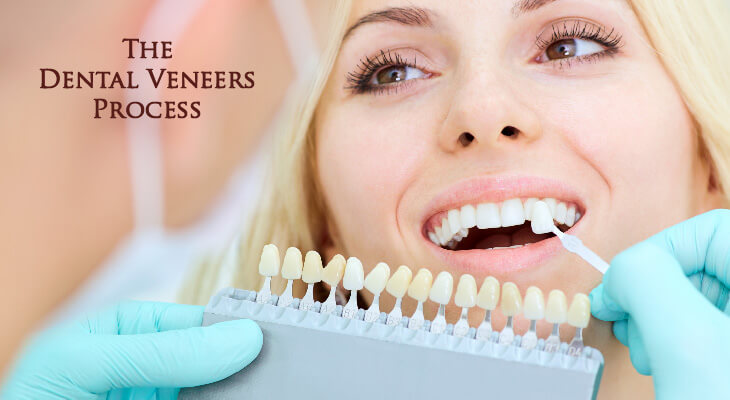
531, 201, 609, 274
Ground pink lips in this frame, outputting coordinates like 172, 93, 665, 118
421, 175, 585, 274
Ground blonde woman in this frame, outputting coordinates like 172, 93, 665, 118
188, 0, 730, 398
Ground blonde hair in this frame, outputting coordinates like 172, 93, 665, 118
181, 0, 730, 305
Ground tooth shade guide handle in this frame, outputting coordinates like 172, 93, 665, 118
551, 227, 610, 274
277, 279, 295, 307
320, 285, 338, 314
498, 316, 515, 345
364, 294, 381, 323
408, 301, 425, 330
256, 276, 273, 304
521, 320, 538, 350
299, 283, 316, 311
342, 290, 359, 319
430, 304, 447, 334
544, 323, 561, 353
453, 308, 470, 337
386, 297, 403, 326
476, 310, 493, 341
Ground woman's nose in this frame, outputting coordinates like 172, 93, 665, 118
436, 76, 543, 153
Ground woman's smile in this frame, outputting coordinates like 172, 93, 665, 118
420, 175, 585, 274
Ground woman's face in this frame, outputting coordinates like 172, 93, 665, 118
315, 0, 718, 329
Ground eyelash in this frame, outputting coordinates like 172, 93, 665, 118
345, 50, 426, 95
535, 20, 624, 67
345, 21, 624, 95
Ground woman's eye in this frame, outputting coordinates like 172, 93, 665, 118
543, 38, 605, 61
370, 65, 426, 85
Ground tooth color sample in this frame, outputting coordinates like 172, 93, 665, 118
258, 244, 280, 277
386, 265, 413, 298
531, 201, 555, 234
343, 257, 365, 290
546, 290, 568, 324
302, 251, 323, 284
454, 274, 478, 308
477, 276, 500, 310
364, 262, 391, 294
500, 282, 522, 316
408, 268, 434, 302
429, 272, 454, 305
322, 254, 346, 286
523, 286, 545, 320
281, 247, 303, 280
568, 293, 591, 328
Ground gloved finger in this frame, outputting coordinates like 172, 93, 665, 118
647, 209, 730, 288
626, 317, 651, 376
116, 301, 205, 334
589, 284, 628, 321
612, 319, 629, 347
602, 241, 719, 356
83, 301, 205, 335
78, 318, 263, 392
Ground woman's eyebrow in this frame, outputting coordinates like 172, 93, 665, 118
512, 0, 560, 17
343, 7, 434, 40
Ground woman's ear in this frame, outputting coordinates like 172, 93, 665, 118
700, 157, 729, 211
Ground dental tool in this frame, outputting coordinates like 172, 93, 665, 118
429, 272, 454, 334
299, 250, 323, 311
181, 245, 604, 399
342, 257, 365, 319
453, 274, 477, 337
498, 282, 522, 345
521, 286, 545, 350
545, 289, 568, 353
277, 247, 303, 307
385, 265, 412, 326
567, 294, 591, 356
476, 276, 500, 340
407, 268, 433, 329
531, 200, 610, 274
256, 244, 280, 304
363, 262, 391, 322
320, 254, 346, 314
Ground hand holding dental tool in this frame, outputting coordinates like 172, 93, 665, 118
590, 210, 730, 399
531, 200, 610, 274
1, 302, 262, 400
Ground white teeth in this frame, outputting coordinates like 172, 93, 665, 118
460, 204, 477, 228
500, 282, 522, 317
407, 268, 433, 302
258, 244, 280, 277
566, 205, 576, 227
281, 247, 303, 280
454, 274, 477, 308
364, 262, 391, 295
500, 198, 526, 227
428, 197, 581, 248
447, 209, 461, 237
385, 265, 413, 298
530, 200, 555, 234
546, 290, 568, 324
429, 271, 454, 305
302, 251, 323, 284
523, 286, 545, 320
523, 197, 538, 220
568, 293, 591, 328
343, 257, 364, 290
542, 198, 557, 216
476, 203, 501, 229
555, 202, 568, 225
322, 254, 346, 286
428, 232, 439, 246
477, 276, 500, 310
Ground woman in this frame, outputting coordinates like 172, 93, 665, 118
188, 0, 730, 398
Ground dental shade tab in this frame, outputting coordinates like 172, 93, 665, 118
531, 200, 610, 274
180, 245, 604, 400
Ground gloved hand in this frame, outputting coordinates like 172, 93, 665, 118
1, 301, 262, 399
590, 209, 730, 399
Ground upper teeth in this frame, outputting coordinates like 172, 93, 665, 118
428, 198, 581, 247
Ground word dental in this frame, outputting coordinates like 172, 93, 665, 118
39, 38, 254, 119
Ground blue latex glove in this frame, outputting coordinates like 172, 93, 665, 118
2, 301, 262, 399
590, 209, 730, 399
